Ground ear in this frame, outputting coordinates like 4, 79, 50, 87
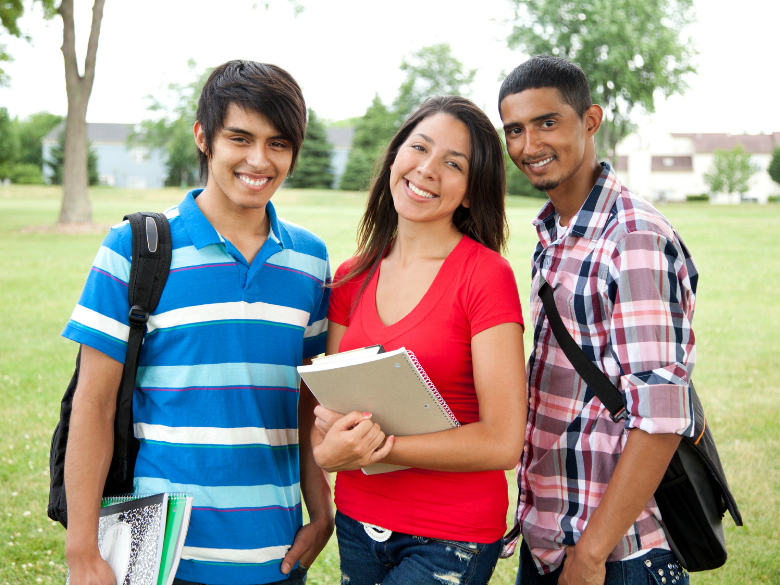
193, 121, 207, 154
584, 104, 603, 137
461, 196, 470, 209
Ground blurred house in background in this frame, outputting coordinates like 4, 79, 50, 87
42, 123, 168, 189
616, 126, 780, 203
325, 126, 354, 188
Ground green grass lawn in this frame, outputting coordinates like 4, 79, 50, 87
0, 185, 777, 584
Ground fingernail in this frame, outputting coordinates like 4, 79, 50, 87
389, 435, 395, 441
282, 563, 290, 574
363, 412, 371, 417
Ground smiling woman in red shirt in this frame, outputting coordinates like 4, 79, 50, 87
310, 96, 527, 585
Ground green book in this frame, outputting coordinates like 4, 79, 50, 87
157, 493, 194, 585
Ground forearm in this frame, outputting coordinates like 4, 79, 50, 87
576, 429, 681, 562
298, 378, 334, 527
382, 417, 523, 472
64, 387, 116, 559
64, 346, 123, 563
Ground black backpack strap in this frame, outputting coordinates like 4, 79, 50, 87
538, 277, 628, 423
109, 212, 172, 484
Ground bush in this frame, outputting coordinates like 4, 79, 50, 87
8, 163, 45, 185
686, 193, 710, 202
768, 195, 780, 203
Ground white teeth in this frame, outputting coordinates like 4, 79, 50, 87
407, 180, 436, 198
238, 174, 269, 187
529, 157, 554, 168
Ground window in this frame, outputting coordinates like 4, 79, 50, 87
129, 146, 149, 163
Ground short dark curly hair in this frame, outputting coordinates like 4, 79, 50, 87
196, 60, 307, 183
499, 55, 592, 118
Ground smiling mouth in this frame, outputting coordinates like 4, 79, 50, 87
526, 156, 555, 168
236, 173, 270, 187
405, 179, 437, 199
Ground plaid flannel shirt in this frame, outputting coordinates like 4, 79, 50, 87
511, 163, 698, 574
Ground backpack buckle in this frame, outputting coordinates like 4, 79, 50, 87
128, 305, 150, 326
610, 407, 628, 423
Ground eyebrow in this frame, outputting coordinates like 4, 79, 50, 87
503, 112, 562, 131
223, 126, 287, 140
412, 132, 469, 161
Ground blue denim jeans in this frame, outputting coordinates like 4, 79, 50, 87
335, 510, 502, 585
515, 539, 689, 585
172, 565, 308, 585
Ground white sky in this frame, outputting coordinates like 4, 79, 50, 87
1, 0, 779, 135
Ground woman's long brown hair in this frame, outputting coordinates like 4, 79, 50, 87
332, 95, 508, 306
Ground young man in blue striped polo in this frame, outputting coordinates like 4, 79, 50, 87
63, 61, 333, 585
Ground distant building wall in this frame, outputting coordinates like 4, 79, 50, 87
325, 127, 355, 188
41, 123, 168, 189
616, 126, 780, 203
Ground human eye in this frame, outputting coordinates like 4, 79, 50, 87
410, 143, 427, 152
231, 135, 249, 144
541, 120, 556, 128
446, 160, 463, 171
507, 127, 523, 137
270, 140, 289, 149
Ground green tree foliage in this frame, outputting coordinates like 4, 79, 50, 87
47, 129, 99, 186
393, 42, 476, 125
131, 61, 210, 187
768, 147, 780, 188
16, 111, 63, 167
339, 95, 396, 191
507, 0, 696, 161
0, 0, 57, 85
703, 145, 757, 198
0, 106, 19, 174
287, 109, 333, 189
0, 109, 61, 184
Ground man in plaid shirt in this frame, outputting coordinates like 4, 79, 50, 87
499, 56, 697, 585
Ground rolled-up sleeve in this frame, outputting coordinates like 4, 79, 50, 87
606, 231, 696, 437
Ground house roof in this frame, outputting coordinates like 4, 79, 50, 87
671, 132, 780, 154
43, 122, 133, 143
651, 156, 693, 172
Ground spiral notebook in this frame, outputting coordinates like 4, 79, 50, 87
66, 492, 193, 585
299, 346, 459, 474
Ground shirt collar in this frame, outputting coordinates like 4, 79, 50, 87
178, 188, 288, 250
533, 162, 622, 246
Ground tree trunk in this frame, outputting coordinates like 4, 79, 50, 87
57, 0, 105, 225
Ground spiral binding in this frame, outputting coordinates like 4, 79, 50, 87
405, 350, 460, 428
101, 492, 190, 507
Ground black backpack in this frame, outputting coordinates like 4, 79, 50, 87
537, 277, 743, 572
48, 212, 172, 528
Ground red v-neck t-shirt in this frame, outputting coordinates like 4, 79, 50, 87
327, 235, 524, 543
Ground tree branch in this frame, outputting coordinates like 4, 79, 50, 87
58, 0, 80, 94
82, 0, 105, 94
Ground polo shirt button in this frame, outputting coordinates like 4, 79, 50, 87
523, 445, 529, 453
519, 494, 526, 502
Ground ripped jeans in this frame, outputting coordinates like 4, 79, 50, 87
335, 511, 501, 585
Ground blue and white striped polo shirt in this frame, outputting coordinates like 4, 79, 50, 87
62, 189, 330, 585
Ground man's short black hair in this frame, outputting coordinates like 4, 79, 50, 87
498, 55, 592, 118
196, 60, 307, 183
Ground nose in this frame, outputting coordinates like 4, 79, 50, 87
417, 155, 436, 180
523, 127, 543, 156
246, 143, 269, 170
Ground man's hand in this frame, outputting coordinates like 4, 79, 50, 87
311, 410, 394, 472
558, 545, 606, 585
280, 516, 334, 575
64, 551, 116, 585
